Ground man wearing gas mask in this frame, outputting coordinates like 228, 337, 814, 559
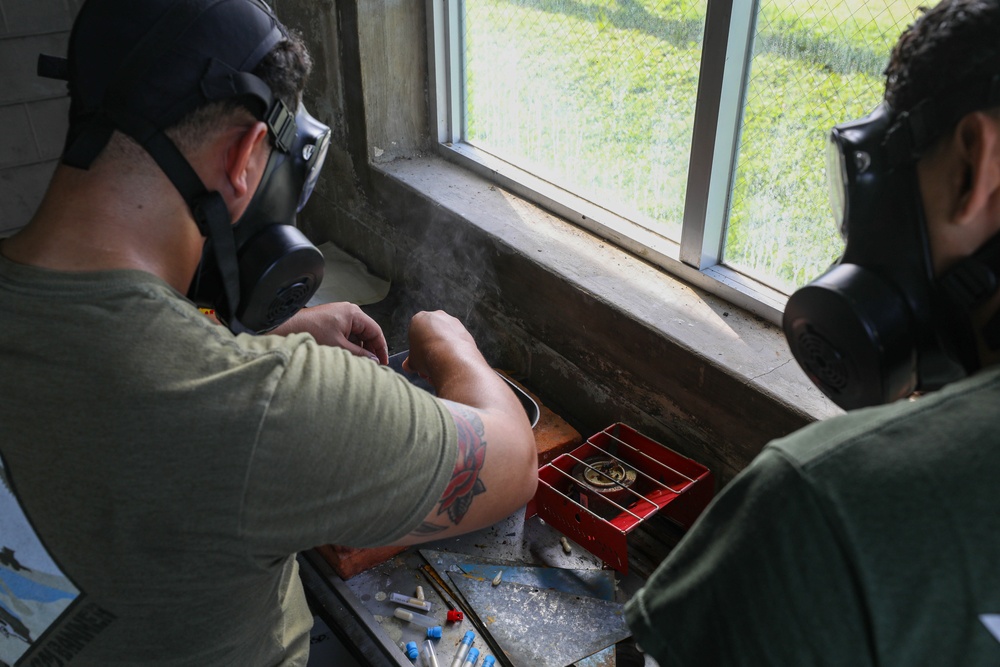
0, 1, 536, 665
626, 1, 1000, 664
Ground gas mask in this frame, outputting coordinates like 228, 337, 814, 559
187, 102, 331, 333
38, 0, 332, 336
783, 93, 1000, 410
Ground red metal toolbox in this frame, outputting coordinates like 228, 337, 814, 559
527, 423, 715, 574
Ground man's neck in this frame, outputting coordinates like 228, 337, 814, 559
2, 163, 205, 292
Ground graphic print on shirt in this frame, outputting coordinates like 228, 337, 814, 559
981, 614, 1000, 645
0, 454, 80, 666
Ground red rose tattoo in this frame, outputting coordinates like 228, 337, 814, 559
437, 406, 487, 525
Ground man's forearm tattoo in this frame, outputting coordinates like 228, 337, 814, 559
436, 403, 487, 526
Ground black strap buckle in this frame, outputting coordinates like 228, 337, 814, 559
37, 54, 69, 80
266, 100, 296, 152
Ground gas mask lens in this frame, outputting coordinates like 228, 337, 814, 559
294, 108, 331, 212
826, 131, 848, 236
826, 109, 885, 245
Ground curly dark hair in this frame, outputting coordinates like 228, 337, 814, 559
885, 0, 1000, 115
167, 29, 312, 155
253, 29, 313, 115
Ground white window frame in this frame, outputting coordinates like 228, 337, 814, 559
426, 0, 790, 325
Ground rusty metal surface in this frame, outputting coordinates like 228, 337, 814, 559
422, 549, 620, 666
420, 549, 616, 601
450, 561, 619, 667
333, 511, 636, 666
447, 572, 630, 667
308, 507, 673, 666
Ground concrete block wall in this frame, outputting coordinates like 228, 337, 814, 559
0, 0, 81, 236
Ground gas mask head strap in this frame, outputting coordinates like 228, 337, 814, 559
39, 0, 287, 333
887, 72, 1000, 354
103, 106, 250, 333
884, 72, 1000, 167
940, 230, 1000, 352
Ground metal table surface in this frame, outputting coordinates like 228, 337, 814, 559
299, 508, 653, 667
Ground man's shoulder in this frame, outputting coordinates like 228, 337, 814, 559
767, 364, 1000, 482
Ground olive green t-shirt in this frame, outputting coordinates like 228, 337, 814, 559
0, 255, 457, 666
626, 366, 1000, 666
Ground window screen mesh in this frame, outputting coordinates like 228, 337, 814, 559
461, 1, 921, 292
463, 0, 707, 242
724, 0, 921, 291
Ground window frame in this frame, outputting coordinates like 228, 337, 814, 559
426, 0, 791, 325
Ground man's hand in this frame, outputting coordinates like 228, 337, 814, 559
270, 303, 389, 364
402, 310, 480, 383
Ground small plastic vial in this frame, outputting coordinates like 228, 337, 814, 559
482, 656, 496, 667
391, 592, 433, 612
449, 631, 475, 667
463, 647, 480, 666
394, 607, 439, 628
422, 639, 441, 667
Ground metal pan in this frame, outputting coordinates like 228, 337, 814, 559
387, 351, 540, 429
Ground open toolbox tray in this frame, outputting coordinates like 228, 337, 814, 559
527, 423, 714, 574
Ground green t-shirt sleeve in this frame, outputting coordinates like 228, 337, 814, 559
625, 447, 874, 667
238, 337, 458, 556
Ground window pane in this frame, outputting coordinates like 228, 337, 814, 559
463, 0, 707, 242
724, 0, 922, 292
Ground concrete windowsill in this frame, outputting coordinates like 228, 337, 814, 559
375, 154, 842, 425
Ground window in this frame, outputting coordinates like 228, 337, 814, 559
428, 0, 921, 323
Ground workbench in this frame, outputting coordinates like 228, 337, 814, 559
299, 276, 676, 665
299, 507, 656, 667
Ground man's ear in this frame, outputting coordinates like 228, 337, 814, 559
953, 111, 1000, 228
225, 121, 270, 201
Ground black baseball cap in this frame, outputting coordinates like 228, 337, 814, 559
41, 0, 287, 170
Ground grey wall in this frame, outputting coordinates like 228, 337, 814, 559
0, 0, 80, 236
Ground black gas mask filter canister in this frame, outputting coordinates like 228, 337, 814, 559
783, 75, 1000, 410
38, 0, 329, 334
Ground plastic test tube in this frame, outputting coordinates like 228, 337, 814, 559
449, 630, 475, 667
463, 647, 480, 666
422, 639, 440, 667
391, 592, 433, 612
394, 607, 439, 628
481, 657, 495, 667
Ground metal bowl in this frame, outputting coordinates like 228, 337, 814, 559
387, 351, 540, 429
